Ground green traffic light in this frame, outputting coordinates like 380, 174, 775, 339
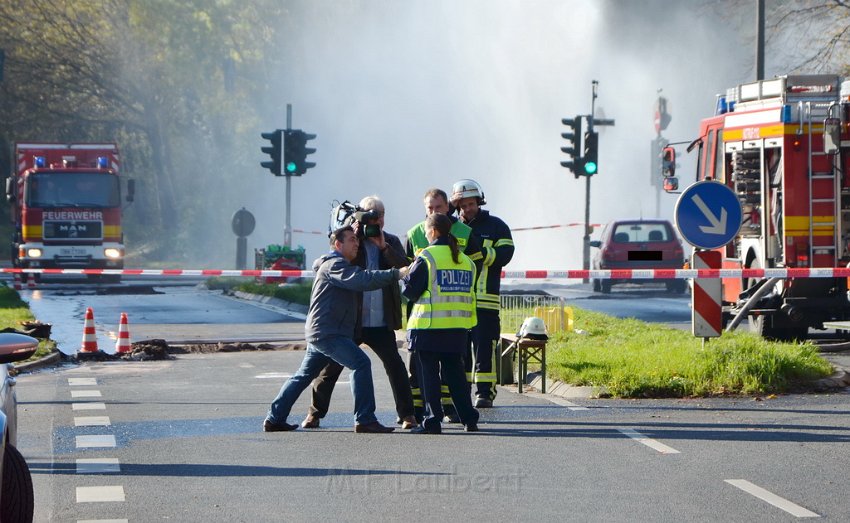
285, 162, 297, 173
584, 161, 597, 175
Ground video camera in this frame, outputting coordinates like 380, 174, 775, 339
329, 200, 382, 238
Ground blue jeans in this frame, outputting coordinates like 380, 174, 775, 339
266, 336, 378, 425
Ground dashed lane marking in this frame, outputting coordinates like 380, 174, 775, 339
72, 402, 106, 411
71, 390, 103, 398
74, 416, 111, 427
76, 486, 125, 503
725, 479, 820, 518
76, 458, 121, 474
69, 378, 98, 386
255, 372, 292, 379
76, 435, 117, 449
524, 392, 590, 410
617, 428, 681, 454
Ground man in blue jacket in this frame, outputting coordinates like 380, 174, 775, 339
263, 225, 408, 434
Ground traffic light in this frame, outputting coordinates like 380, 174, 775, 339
560, 116, 583, 178
582, 130, 598, 176
260, 130, 282, 176
661, 146, 676, 177
283, 129, 317, 176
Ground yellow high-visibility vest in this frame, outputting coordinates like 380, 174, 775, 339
408, 245, 477, 330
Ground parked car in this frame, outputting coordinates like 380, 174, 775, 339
0, 333, 39, 522
590, 219, 686, 294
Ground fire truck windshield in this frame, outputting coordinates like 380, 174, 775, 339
25, 172, 120, 208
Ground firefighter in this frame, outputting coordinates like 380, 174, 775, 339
451, 179, 514, 408
406, 188, 482, 422
402, 213, 479, 434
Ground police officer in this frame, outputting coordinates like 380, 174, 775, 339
406, 188, 482, 422
451, 179, 514, 408
402, 213, 479, 434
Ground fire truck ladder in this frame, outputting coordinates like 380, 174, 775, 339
804, 101, 840, 266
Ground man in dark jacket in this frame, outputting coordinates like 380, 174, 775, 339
300, 196, 418, 430
263, 225, 407, 434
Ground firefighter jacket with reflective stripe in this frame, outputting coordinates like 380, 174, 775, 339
406, 218, 483, 264
461, 209, 514, 311
404, 244, 477, 331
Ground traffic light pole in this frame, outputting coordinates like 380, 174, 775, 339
284, 104, 292, 248
582, 81, 599, 283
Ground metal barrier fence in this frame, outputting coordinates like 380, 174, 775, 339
499, 294, 572, 334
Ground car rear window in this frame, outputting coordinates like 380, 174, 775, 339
612, 223, 670, 243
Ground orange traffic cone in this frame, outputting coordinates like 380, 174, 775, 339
115, 313, 131, 354
12, 274, 21, 291
26, 273, 35, 290
80, 307, 99, 353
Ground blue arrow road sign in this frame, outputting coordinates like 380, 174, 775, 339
674, 181, 742, 250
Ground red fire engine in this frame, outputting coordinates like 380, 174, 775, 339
5, 143, 134, 282
677, 74, 850, 340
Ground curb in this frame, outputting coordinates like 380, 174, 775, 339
231, 290, 309, 317
811, 369, 850, 391
12, 351, 63, 374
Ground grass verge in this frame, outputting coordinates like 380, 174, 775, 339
205, 277, 312, 306
542, 307, 833, 397
0, 285, 56, 361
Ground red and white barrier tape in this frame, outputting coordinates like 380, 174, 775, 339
511, 223, 601, 232
4, 267, 850, 279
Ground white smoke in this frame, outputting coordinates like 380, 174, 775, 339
242, 0, 750, 271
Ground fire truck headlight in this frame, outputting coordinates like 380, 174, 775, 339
26, 248, 43, 258
104, 248, 122, 259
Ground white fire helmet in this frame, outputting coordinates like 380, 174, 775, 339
518, 316, 548, 340
450, 179, 486, 206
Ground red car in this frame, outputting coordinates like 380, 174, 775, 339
590, 219, 686, 294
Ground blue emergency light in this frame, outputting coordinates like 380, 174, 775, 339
97, 156, 109, 168
34, 156, 46, 168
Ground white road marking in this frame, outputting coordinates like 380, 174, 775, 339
255, 372, 292, 379
74, 416, 111, 427
78, 520, 129, 523
72, 402, 106, 411
617, 428, 680, 454
76, 486, 125, 503
725, 479, 820, 518
76, 435, 116, 448
76, 458, 121, 474
71, 390, 102, 398
239, 363, 255, 368
534, 394, 589, 410
68, 378, 98, 386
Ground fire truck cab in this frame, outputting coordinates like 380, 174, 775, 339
689, 74, 850, 340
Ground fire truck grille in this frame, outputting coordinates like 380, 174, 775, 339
43, 220, 103, 240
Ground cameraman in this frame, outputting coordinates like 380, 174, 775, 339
301, 195, 418, 429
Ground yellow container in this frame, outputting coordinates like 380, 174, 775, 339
532, 306, 573, 334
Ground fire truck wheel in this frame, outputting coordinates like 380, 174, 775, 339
592, 279, 601, 292
600, 280, 612, 294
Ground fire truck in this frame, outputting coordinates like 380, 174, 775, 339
5, 143, 134, 282
674, 74, 850, 340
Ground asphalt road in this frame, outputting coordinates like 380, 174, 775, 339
16, 350, 850, 522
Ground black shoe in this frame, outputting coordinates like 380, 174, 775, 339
442, 413, 461, 423
354, 421, 395, 433
411, 425, 441, 435
464, 423, 479, 432
474, 398, 493, 408
263, 419, 298, 432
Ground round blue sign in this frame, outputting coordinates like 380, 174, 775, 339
674, 181, 742, 250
